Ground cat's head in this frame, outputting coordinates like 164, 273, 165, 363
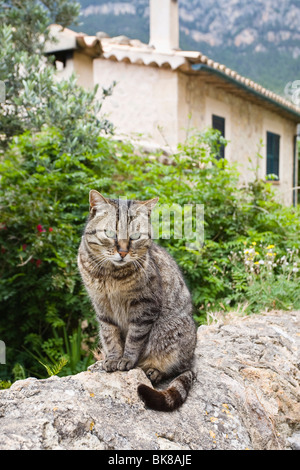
83, 190, 158, 267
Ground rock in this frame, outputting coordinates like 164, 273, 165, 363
288, 432, 300, 450
0, 311, 299, 450
96, 32, 110, 39
108, 35, 131, 45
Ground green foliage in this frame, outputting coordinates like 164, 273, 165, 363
0, 0, 80, 60
36, 324, 94, 377
0, 0, 115, 383
0, 362, 26, 389
0, 23, 114, 149
225, 243, 300, 313
0, 380, 12, 390
12, 363, 26, 381
0, 127, 115, 380
0, 0, 115, 151
298, 140, 300, 205
39, 356, 69, 377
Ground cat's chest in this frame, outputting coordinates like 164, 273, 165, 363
108, 292, 131, 331
98, 280, 134, 331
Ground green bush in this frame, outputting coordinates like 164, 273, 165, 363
0, 128, 116, 380
0, 126, 299, 382
0, 0, 117, 384
0, 0, 81, 146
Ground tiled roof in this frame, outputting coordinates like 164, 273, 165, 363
47, 26, 300, 119
45, 24, 102, 58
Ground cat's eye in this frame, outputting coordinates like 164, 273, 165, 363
105, 229, 117, 239
130, 232, 141, 240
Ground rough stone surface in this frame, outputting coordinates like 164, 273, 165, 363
0, 311, 299, 450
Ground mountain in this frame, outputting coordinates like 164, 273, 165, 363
72, 0, 300, 96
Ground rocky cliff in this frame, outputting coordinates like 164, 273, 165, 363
0, 311, 299, 450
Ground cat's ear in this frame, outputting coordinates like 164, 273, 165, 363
135, 197, 159, 213
89, 190, 109, 209
141, 197, 159, 211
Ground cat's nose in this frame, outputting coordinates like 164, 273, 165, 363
118, 250, 128, 259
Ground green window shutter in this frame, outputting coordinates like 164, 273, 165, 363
212, 115, 225, 159
266, 131, 280, 179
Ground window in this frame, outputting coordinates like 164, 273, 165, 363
266, 131, 280, 179
212, 115, 225, 159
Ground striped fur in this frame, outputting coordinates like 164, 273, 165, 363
137, 371, 194, 412
78, 191, 197, 412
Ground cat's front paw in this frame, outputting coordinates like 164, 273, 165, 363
102, 358, 119, 372
117, 357, 135, 371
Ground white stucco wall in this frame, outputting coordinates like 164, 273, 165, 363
93, 58, 179, 147
73, 52, 94, 89
54, 51, 94, 89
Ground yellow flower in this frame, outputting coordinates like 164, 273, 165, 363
267, 244, 275, 249
254, 261, 259, 265
251, 242, 257, 246
255, 252, 259, 255
266, 253, 273, 256
244, 250, 249, 254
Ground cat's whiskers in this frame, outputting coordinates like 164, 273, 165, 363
90, 254, 110, 275
132, 255, 149, 280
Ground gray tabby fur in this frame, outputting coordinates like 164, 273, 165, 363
77, 190, 197, 411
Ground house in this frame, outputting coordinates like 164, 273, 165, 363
46, 0, 300, 206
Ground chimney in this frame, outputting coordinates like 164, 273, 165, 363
149, 0, 179, 51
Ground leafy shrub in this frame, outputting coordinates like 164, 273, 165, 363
0, 0, 81, 146
225, 242, 300, 313
0, 128, 116, 379
0, 0, 117, 382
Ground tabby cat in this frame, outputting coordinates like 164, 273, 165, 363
78, 190, 197, 411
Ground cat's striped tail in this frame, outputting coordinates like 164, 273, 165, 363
137, 370, 194, 412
